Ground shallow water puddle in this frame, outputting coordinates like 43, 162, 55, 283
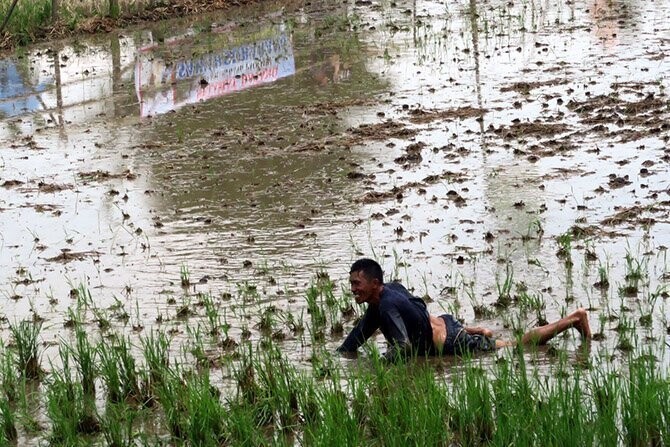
0, 0, 669, 375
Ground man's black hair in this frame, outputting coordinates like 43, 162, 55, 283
350, 258, 384, 283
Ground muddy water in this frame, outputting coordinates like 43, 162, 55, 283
1, 0, 669, 372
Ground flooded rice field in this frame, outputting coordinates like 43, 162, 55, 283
0, 0, 669, 423
0, 1, 670, 358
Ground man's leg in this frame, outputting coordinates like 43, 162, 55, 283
520, 308, 591, 345
432, 309, 592, 351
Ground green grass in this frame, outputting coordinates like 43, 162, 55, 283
0, 0, 200, 46
0, 0, 51, 45
0, 318, 666, 445
0, 263, 667, 445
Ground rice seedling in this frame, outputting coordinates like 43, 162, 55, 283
0, 397, 17, 442
75, 283, 94, 310
622, 355, 669, 446
520, 218, 543, 242
140, 331, 172, 398
461, 277, 492, 319
583, 239, 598, 263
108, 0, 120, 18
98, 335, 141, 404
91, 305, 111, 331
99, 401, 136, 447
152, 365, 188, 440
637, 285, 666, 329
0, 346, 20, 403
376, 362, 453, 444
516, 289, 546, 314
258, 306, 279, 336
494, 262, 514, 307
315, 276, 345, 336
590, 368, 622, 445
252, 346, 303, 433
548, 376, 593, 442
9, 320, 42, 380
232, 348, 276, 429
68, 325, 97, 397
624, 250, 648, 282
527, 256, 549, 274
594, 260, 611, 290
619, 249, 649, 297
449, 364, 494, 445
284, 310, 305, 336
614, 315, 636, 353
130, 299, 144, 332
179, 264, 190, 288
185, 324, 215, 369
556, 230, 574, 267
305, 378, 361, 445
593, 312, 608, 341
108, 295, 130, 323
46, 346, 100, 445
199, 292, 221, 336
490, 357, 537, 445
13, 372, 41, 436
237, 281, 260, 302
304, 284, 327, 329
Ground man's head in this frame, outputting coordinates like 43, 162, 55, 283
349, 258, 384, 305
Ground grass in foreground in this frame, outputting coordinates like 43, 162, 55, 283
0, 327, 666, 445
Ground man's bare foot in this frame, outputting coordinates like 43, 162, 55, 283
573, 308, 592, 339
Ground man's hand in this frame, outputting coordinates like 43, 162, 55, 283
465, 326, 494, 338
481, 328, 494, 338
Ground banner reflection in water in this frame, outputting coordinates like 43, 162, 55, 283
135, 25, 295, 117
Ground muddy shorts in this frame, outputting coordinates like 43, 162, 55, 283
439, 314, 496, 356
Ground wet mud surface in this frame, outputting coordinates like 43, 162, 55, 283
1, 0, 669, 395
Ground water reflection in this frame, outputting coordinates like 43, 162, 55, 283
590, 0, 621, 48
0, 60, 50, 118
136, 24, 296, 117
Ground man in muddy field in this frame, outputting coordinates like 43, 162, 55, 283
337, 258, 592, 361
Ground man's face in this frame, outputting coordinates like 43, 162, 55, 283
349, 270, 380, 305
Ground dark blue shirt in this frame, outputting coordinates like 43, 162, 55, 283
337, 282, 433, 360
